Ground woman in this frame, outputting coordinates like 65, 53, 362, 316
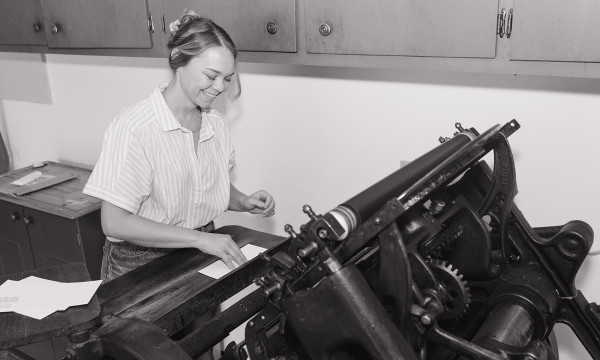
84, 10, 275, 283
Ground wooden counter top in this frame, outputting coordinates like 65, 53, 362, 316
0, 162, 100, 219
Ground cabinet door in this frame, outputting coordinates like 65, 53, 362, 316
0, 0, 47, 46
163, 0, 297, 52
510, 0, 600, 62
39, 0, 152, 49
24, 208, 84, 269
0, 202, 35, 275
305, 0, 499, 58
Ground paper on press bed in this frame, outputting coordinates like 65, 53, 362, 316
0, 276, 101, 320
199, 244, 266, 279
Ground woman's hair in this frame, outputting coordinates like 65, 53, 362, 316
168, 10, 241, 101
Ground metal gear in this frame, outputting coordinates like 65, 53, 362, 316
429, 260, 471, 320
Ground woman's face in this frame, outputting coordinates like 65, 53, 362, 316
178, 46, 235, 108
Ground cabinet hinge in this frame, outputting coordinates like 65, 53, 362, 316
497, 8, 513, 38
148, 13, 155, 33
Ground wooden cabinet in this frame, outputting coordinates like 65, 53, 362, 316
0, 163, 103, 360
40, 0, 152, 49
0, 0, 153, 49
304, 0, 499, 58
0, 162, 104, 280
0, 202, 35, 275
162, 0, 297, 52
509, 0, 600, 62
0, 0, 47, 46
2, 0, 600, 78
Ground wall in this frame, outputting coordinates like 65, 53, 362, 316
2, 54, 600, 359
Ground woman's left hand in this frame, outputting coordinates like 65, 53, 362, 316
242, 190, 276, 217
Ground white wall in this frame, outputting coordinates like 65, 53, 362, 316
2, 54, 600, 359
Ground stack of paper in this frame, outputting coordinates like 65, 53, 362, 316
0, 276, 101, 320
199, 244, 266, 279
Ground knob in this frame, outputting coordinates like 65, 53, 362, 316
284, 224, 298, 238
266, 22, 277, 35
298, 241, 319, 258
50, 23, 61, 34
302, 205, 317, 220
319, 23, 332, 37
23, 216, 33, 226
263, 282, 282, 298
9, 213, 19, 222
33, 23, 42, 33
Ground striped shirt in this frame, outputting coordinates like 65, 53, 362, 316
83, 85, 235, 242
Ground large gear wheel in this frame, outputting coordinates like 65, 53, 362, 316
429, 260, 471, 320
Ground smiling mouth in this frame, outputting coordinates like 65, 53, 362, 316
202, 90, 218, 99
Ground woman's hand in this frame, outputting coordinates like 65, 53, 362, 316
242, 190, 276, 217
229, 184, 276, 217
195, 233, 247, 270
100, 201, 247, 270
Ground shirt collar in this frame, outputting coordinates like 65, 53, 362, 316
151, 84, 184, 132
198, 117, 215, 143
151, 84, 215, 141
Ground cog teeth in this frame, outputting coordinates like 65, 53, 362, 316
429, 260, 472, 320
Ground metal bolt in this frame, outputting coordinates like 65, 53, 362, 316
432, 200, 446, 213
318, 229, 328, 239
420, 314, 433, 325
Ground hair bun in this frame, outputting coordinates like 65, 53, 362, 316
179, 9, 201, 26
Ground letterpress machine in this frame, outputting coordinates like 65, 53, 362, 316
3, 119, 599, 360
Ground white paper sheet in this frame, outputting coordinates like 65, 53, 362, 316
199, 244, 266, 279
0, 276, 101, 320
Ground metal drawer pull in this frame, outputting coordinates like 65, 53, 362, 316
50, 23, 61, 34
506, 9, 513, 38
23, 216, 33, 226
33, 23, 42, 33
319, 23, 331, 37
9, 213, 19, 222
266, 22, 278, 35
497, 8, 506, 38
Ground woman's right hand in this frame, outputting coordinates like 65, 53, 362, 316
196, 233, 247, 270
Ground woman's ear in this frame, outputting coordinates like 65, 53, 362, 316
174, 67, 183, 80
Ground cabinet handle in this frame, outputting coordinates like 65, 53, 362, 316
266, 22, 278, 35
9, 213, 19, 222
497, 9, 506, 38
23, 216, 33, 226
506, 9, 513, 38
33, 23, 42, 33
319, 23, 332, 37
50, 23, 61, 34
